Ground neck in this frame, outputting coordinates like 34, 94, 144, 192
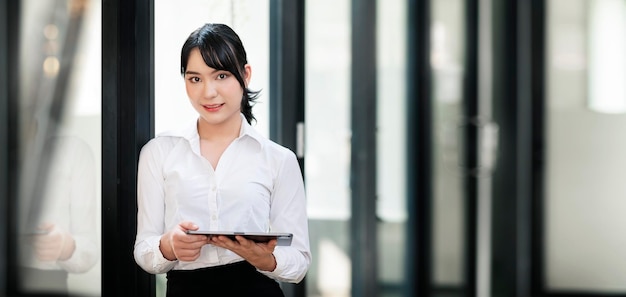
197, 115, 242, 142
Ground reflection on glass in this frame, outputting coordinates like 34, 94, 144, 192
16, 0, 102, 295
546, 0, 626, 292
305, 0, 352, 296
431, 0, 466, 293
154, 1, 269, 296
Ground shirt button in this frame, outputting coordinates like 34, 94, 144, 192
211, 215, 217, 220
211, 186, 216, 191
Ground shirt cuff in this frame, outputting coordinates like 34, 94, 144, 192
258, 248, 306, 283
147, 236, 177, 273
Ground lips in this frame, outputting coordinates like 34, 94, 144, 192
203, 103, 224, 112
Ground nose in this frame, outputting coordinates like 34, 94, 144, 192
203, 81, 218, 98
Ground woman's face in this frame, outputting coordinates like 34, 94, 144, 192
184, 48, 251, 128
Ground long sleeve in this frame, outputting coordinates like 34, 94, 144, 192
260, 151, 311, 283
133, 139, 177, 274
57, 137, 99, 273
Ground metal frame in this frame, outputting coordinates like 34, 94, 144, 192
463, 0, 480, 295
489, 0, 536, 296
4, 0, 20, 295
350, 0, 379, 296
102, 0, 155, 296
406, 0, 433, 296
0, 0, 13, 294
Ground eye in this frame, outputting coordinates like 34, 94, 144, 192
188, 76, 201, 83
217, 73, 228, 80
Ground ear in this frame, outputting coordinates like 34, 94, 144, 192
244, 64, 252, 86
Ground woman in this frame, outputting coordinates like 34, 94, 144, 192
134, 23, 311, 296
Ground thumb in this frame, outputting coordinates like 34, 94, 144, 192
178, 221, 199, 231
38, 222, 55, 232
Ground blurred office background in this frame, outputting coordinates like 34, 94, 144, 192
1, 0, 625, 296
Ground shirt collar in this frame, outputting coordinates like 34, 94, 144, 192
158, 113, 265, 148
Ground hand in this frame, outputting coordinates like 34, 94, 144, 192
32, 223, 75, 262
160, 221, 207, 262
209, 235, 278, 272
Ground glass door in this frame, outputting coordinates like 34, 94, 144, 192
542, 0, 626, 294
13, 0, 102, 295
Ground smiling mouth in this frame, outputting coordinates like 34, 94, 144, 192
203, 103, 224, 111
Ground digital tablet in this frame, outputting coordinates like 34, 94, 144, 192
186, 231, 293, 246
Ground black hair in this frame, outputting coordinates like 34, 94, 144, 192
181, 23, 260, 124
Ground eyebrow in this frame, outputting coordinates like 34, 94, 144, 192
185, 69, 222, 76
184, 70, 202, 76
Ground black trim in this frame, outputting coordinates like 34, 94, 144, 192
269, 1, 306, 297
269, 0, 305, 154
102, 0, 155, 296
350, 0, 378, 296
406, 0, 432, 296
530, 0, 547, 295
4, 0, 19, 295
463, 0, 479, 295
490, 0, 535, 296
0, 0, 13, 294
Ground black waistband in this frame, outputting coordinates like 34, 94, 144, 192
166, 261, 284, 297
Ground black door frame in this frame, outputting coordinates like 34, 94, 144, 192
101, 0, 155, 296
0, 0, 17, 294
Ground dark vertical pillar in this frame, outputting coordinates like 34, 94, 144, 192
3, 0, 19, 295
102, 0, 155, 296
529, 0, 547, 296
350, 0, 378, 296
269, 0, 305, 152
406, 0, 433, 296
464, 0, 480, 296
269, 0, 306, 296
490, 0, 545, 296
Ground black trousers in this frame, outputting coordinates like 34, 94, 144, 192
166, 261, 285, 297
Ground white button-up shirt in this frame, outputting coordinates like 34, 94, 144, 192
133, 114, 311, 283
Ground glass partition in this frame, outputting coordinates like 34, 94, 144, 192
16, 0, 102, 295
304, 0, 352, 295
430, 0, 466, 293
375, 0, 408, 296
545, 0, 626, 293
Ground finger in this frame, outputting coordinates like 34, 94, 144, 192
234, 235, 253, 246
265, 239, 278, 250
175, 234, 208, 244
209, 236, 234, 249
172, 240, 207, 252
35, 245, 61, 261
176, 234, 210, 245
178, 221, 199, 232
37, 222, 55, 232
172, 246, 203, 261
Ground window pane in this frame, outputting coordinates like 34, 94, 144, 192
305, 0, 352, 295
375, 0, 408, 296
431, 0, 466, 290
16, 0, 102, 295
545, 0, 626, 292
